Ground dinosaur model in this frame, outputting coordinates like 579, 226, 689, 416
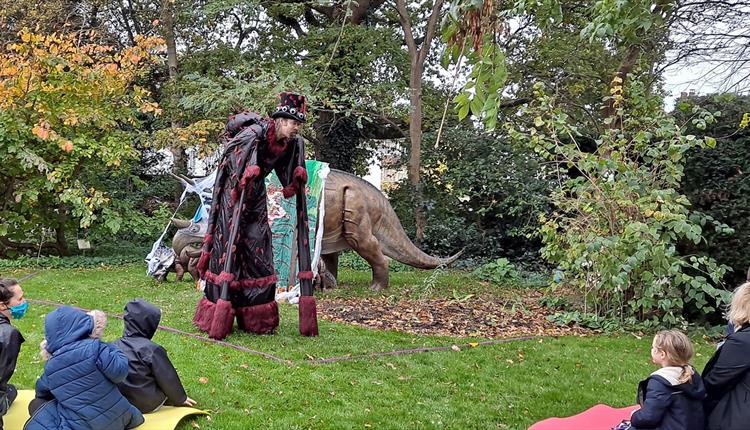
169, 168, 460, 290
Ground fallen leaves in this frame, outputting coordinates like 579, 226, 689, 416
317, 291, 592, 339
198, 376, 209, 384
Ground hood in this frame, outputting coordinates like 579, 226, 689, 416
44, 307, 94, 354
224, 111, 265, 140
122, 299, 161, 339
652, 366, 707, 400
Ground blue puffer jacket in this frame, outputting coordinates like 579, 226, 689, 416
24, 307, 144, 430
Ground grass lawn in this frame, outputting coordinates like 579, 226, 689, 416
5, 265, 717, 429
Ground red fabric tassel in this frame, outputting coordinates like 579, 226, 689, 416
193, 297, 215, 333
216, 271, 235, 284
196, 251, 211, 277
232, 274, 278, 290
282, 183, 298, 199
293, 166, 308, 184
299, 296, 319, 337
208, 299, 235, 340
236, 301, 279, 334
239, 165, 261, 189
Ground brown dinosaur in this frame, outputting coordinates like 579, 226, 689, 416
170, 168, 460, 290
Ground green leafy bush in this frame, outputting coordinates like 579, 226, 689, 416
0, 254, 143, 270
511, 81, 732, 325
472, 258, 520, 284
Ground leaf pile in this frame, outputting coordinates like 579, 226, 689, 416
317, 291, 591, 338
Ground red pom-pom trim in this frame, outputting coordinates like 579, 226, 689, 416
239, 165, 261, 190
282, 183, 298, 199
293, 166, 308, 184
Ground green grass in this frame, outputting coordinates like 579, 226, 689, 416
5, 265, 717, 429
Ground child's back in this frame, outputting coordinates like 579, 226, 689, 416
24, 307, 143, 430
114, 299, 189, 413
631, 330, 705, 430
632, 366, 706, 430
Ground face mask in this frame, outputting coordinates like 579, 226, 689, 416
9, 301, 28, 319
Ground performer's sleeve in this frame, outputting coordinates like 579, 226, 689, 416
197, 125, 261, 278
276, 138, 308, 199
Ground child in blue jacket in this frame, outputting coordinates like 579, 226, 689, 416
629, 330, 706, 430
24, 307, 144, 430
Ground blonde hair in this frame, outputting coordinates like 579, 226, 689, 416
728, 283, 750, 329
653, 330, 695, 384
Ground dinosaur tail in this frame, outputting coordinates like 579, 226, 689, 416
375, 196, 461, 269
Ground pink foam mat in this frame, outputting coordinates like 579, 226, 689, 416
529, 404, 640, 430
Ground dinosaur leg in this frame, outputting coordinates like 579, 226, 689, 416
321, 253, 339, 289
185, 246, 202, 281
174, 262, 185, 281
342, 191, 389, 291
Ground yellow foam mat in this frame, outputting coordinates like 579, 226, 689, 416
4, 390, 208, 430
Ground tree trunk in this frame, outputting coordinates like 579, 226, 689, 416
408, 64, 425, 243
55, 226, 70, 256
161, 0, 185, 201
395, 0, 443, 245
161, 0, 178, 81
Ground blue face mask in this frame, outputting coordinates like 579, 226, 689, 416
9, 301, 28, 319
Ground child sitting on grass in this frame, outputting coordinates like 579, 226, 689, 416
114, 299, 196, 413
25, 307, 144, 430
628, 329, 706, 430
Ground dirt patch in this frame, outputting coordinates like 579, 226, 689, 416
317, 290, 591, 339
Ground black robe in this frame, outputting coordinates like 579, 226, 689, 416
194, 112, 308, 335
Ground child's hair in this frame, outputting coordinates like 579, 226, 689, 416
728, 282, 750, 329
0, 278, 18, 305
653, 330, 695, 384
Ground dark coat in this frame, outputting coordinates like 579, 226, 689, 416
702, 324, 750, 430
24, 307, 144, 430
631, 366, 706, 430
114, 299, 188, 413
197, 112, 307, 308
0, 313, 23, 415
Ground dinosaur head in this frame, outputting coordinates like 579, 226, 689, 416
171, 218, 208, 253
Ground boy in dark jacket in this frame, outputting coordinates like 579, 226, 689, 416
114, 299, 196, 413
24, 307, 144, 430
630, 330, 706, 430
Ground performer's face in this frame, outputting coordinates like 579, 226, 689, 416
276, 118, 302, 140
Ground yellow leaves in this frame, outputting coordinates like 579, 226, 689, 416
610, 75, 624, 108
0, 65, 18, 77
740, 113, 750, 129
138, 101, 162, 115
62, 112, 79, 126
21, 32, 31, 43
